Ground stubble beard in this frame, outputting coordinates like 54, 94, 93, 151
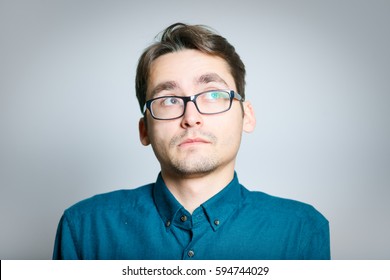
170, 152, 219, 176
167, 131, 219, 177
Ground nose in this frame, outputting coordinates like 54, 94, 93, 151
180, 101, 203, 128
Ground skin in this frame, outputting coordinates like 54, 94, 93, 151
139, 49, 256, 213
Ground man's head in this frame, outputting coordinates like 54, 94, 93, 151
135, 22, 246, 113
136, 23, 255, 179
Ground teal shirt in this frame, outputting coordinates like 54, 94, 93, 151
53, 173, 330, 259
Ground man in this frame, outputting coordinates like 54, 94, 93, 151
53, 23, 330, 259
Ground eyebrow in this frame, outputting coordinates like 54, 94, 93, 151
149, 73, 229, 98
196, 73, 229, 88
150, 81, 180, 97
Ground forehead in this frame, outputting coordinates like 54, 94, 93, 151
147, 49, 235, 97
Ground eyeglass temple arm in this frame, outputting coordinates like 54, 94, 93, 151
232, 91, 244, 101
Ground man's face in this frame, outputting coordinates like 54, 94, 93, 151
139, 49, 255, 178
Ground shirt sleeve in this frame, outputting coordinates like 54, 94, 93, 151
52, 213, 80, 260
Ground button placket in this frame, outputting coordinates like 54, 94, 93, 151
180, 208, 209, 259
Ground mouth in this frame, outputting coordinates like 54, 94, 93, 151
178, 138, 211, 147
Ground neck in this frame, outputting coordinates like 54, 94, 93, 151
161, 167, 235, 214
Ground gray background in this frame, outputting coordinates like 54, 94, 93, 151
1, 0, 389, 259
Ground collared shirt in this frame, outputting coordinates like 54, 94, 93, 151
53, 173, 330, 259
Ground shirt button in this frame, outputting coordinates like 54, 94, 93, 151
180, 215, 187, 222
165, 220, 171, 227
187, 250, 195, 258
214, 219, 220, 226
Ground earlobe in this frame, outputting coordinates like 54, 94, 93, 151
242, 101, 256, 133
139, 118, 151, 146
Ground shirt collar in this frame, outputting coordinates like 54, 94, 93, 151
153, 172, 242, 232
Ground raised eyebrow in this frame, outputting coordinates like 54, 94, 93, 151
196, 73, 229, 88
150, 81, 179, 98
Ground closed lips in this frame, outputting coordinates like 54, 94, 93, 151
179, 138, 210, 146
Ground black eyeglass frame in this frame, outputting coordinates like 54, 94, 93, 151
143, 90, 244, 120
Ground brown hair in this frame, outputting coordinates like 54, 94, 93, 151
135, 22, 246, 113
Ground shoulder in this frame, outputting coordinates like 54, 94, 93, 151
241, 186, 328, 225
64, 183, 154, 217
240, 186, 330, 259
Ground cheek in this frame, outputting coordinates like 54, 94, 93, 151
214, 117, 243, 148
220, 128, 242, 149
148, 129, 170, 163
148, 123, 174, 149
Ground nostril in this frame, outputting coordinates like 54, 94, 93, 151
181, 103, 203, 128
183, 118, 202, 128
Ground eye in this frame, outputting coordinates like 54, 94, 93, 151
161, 97, 181, 106
204, 91, 229, 100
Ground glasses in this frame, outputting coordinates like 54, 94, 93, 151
144, 89, 243, 120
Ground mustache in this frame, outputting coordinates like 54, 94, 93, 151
169, 131, 217, 147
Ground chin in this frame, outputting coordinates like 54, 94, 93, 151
171, 158, 219, 176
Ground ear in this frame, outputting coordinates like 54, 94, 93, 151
139, 117, 151, 146
242, 101, 256, 133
